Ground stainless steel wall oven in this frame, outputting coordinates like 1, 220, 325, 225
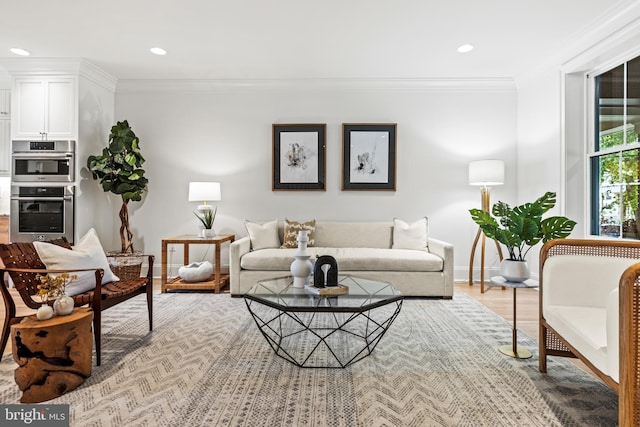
10, 185, 74, 243
9, 139, 76, 243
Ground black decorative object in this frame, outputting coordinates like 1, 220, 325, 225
313, 255, 338, 287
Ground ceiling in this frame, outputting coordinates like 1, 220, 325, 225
0, 0, 629, 81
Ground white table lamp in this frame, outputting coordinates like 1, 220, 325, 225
188, 182, 221, 212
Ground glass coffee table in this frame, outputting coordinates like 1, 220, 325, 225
244, 275, 403, 368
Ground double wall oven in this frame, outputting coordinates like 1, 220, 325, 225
10, 140, 75, 243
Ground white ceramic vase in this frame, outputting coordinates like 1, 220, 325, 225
54, 294, 75, 316
202, 228, 215, 238
500, 259, 530, 282
36, 305, 54, 320
290, 230, 313, 288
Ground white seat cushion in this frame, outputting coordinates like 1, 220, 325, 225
240, 247, 442, 272
545, 305, 609, 376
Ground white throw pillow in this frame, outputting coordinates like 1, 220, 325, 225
34, 228, 120, 296
245, 219, 281, 250
392, 217, 429, 250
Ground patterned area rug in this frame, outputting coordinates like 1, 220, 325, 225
0, 292, 617, 426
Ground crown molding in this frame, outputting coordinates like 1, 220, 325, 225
116, 77, 515, 94
0, 58, 117, 92
516, 0, 640, 83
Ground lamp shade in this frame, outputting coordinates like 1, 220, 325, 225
188, 182, 221, 202
468, 160, 505, 186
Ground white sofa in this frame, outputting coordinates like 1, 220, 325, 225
539, 239, 640, 427
229, 221, 454, 297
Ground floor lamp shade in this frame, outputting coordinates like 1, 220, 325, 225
468, 160, 505, 186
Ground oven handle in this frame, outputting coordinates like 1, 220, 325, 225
11, 196, 72, 202
12, 153, 74, 159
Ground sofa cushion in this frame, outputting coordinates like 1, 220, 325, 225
245, 219, 280, 250
392, 217, 428, 251
544, 305, 609, 377
281, 219, 316, 248
313, 222, 393, 248
240, 247, 442, 272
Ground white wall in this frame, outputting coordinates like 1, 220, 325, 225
515, 3, 640, 277
75, 71, 117, 248
114, 80, 518, 277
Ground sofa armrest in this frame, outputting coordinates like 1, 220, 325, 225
229, 236, 251, 294
428, 237, 454, 295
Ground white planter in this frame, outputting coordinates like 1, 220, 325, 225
500, 260, 530, 282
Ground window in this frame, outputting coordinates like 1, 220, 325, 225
590, 55, 640, 239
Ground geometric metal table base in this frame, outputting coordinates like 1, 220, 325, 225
246, 297, 403, 368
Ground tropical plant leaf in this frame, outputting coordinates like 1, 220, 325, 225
540, 216, 577, 242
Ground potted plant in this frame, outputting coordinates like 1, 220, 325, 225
194, 207, 216, 238
469, 191, 576, 282
87, 120, 148, 276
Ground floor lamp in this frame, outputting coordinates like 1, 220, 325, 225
468, 160, 505, 293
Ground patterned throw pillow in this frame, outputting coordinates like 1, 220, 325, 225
281, 219, 316, 248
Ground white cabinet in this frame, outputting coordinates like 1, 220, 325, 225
12, 78, 77, 140
0, 119, 10, 175
0, 90, 10, 117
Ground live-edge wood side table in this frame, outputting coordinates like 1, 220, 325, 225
11, 307, 94, 403
161, 234, 235, 293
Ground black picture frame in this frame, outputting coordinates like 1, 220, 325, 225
273, 124, 326, 191
342, 123, 397, 191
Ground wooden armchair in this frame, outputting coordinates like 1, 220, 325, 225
539, 238, 640, 427
0, 238, 154, 366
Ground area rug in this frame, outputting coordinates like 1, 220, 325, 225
0, 292, 617, 426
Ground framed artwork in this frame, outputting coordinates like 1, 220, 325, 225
342, 123, 397, 191
272, 124, 326, 191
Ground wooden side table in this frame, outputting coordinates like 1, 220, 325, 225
11, 307, 93, 403
161, 234, 235, 293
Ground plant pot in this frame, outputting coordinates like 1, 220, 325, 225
500, 259, 530, 283
107, 251, 144, 281
202, 228, 216, 239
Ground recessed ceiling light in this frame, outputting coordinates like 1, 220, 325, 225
10, 48, 30, 56
150, 47, 167, 56
457, 44, 474, 53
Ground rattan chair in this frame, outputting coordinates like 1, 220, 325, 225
0, 238, 154, 366
539, 238, 640, 427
